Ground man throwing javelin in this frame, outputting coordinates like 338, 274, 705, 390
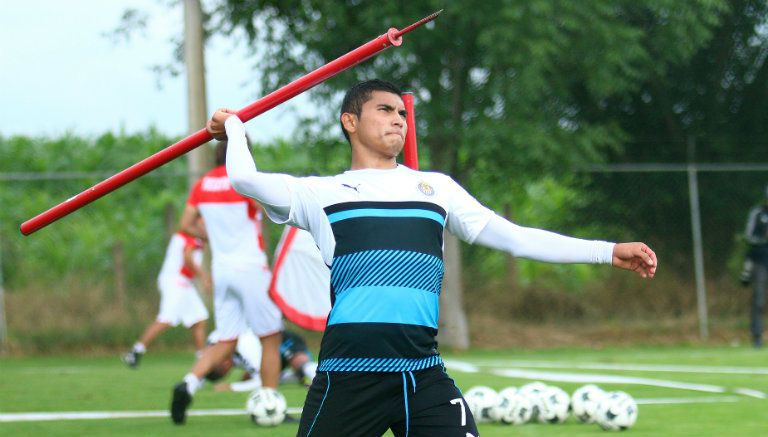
207, 79, 657, 437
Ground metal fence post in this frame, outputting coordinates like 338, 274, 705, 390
687, 163, 709, 340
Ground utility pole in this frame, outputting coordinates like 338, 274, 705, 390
184, 0, 212, 188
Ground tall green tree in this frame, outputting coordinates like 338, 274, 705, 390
204, 0, 727, 345
211, 0, 723, 190
578, 0, 768, 274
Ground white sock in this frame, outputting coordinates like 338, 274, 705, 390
132, 342, 146, 354
183, 373, 203, 395
302, 362, 317, 381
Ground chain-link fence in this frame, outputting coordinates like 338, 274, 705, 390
460, 163, 768, 347
583, 164, 768, 335
2, 164, 767, 351
0, 169, 190, 352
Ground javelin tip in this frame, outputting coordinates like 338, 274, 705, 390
394, 9, 443, 38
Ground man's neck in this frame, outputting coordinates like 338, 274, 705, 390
349, 154, 398, 170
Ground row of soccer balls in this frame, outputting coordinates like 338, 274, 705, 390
243, 382, 639, 430
464, 382, 638, 431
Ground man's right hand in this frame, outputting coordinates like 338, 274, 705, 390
206, 108, 238, 140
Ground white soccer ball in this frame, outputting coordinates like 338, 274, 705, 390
595, 391, 638, 431
490, 388, 534, 425
463, 386, 498, 423
488, 387, 516, 423
246, 387, 287, 426
497, 386, 519, 400
538, 385, 571, 424
571, 384, 606, 423
518, 382, 548, 422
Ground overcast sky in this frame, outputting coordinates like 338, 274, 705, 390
0, 0, 310, 142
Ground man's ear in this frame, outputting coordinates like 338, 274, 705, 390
341, 113, 357, 135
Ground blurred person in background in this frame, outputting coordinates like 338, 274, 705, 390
169, 139, 282, 425
205, 329, 318, 392
122, 226, 211, 368
742, 184, 768, 348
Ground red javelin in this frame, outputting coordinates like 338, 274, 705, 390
21, 10, 442, 235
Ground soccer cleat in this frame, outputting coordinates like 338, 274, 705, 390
121, 351, 142, 369
171, 382, 193, 424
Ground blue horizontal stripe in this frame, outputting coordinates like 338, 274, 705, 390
317, 355, 443, 372
327, 286, 439, 328
327, 208, 445, 226
331, 250, 444, 296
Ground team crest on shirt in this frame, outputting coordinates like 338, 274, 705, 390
417, 181, 435, 196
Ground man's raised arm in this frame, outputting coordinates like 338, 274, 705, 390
207, 109, 292, 222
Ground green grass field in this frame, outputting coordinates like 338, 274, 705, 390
1, 345, 766, 436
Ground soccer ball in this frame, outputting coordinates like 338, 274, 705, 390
595, 391, 638, 431
246, 387, 287, 426
488, 387, 516, 423
518, 382, 548, 422
537, 385, 570, 424
571, 384, 606, 423
463, 386, 498, 423
490, 388, 533, 425
497, 386, 519, 400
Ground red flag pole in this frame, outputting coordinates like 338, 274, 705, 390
21, 10, 442, 236
401, 92, 419, 170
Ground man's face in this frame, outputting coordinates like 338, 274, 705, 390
348, 91, 407, 159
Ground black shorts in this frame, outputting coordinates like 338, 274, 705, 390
296, 365, 479, 437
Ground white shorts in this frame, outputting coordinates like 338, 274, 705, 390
156, 276, 209, 328
212, 262, 282, 341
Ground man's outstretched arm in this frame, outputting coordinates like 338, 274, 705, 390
474, 215, 657, 278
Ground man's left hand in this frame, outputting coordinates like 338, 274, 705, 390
612, 242, 657, 278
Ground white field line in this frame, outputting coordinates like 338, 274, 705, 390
490, 367, 729, 393
636, 396, 742, 405
443, 360, 768, 399
0, 397, 747, 423
733, 388, 768, 398
0, 407, 304, 423
460, 359, 768, 375
443, 360, 480, 373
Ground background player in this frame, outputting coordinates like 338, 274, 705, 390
743, 184, 768, 348
169, 140, 283, 425
205, 329, 318, 392
122, 227, 210, 368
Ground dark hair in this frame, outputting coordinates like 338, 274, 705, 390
215, 134, 252, 166
339, 79, 403, 143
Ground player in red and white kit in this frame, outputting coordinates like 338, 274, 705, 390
170, 140, 283, 425
122, 229, 210, 368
